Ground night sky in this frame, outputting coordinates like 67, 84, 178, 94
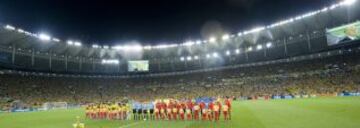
0, 0, 338, 45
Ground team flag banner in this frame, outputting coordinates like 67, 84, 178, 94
326, 21, 360, 46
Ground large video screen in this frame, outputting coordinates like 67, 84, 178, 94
327, 21, 360, 46
128, 60, 149, 72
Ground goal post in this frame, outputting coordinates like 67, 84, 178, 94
42, 102, 68, 110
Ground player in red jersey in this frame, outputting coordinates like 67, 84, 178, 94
201, 108, 208, 121
160, 102, 166, 120
166, 102, 173, 120
225, 98, 232, 120
222, 104, 229, 120
209, 102, 214, 120
186, 100, 194, 119
193, 103, 200, 120
172, 101, 178, 120
155, 101, 161, 120
213, 103, 220, 121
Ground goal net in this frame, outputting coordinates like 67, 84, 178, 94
42, 102, 68, 110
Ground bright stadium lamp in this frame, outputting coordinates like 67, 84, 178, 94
92, 44, 99, 48
74, 42, 82, 46
212, 52, 219, 58
343, 0, 356, 5
195, 40, 202, 45
187, 56, 192, 61
222, 34, 230, 41
226, 50, 231, 56
17, 29, 24, 33
38, 33, 51, 41
235, 49, 240, 54
206, 54, 211, 59
52, 38, 60, 42
257, 45, 263, 50
266, 42, 272, 48
4, 25, 15, 30
180, 57, 185, 61
209, 37, 216, 43
194, 56, 199, 60
248, 47, 253, 52
67, 40, 74, 45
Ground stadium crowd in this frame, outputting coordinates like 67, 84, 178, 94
0, 51, 360, 111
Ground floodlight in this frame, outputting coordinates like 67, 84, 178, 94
206, 54, 211, 58
92, 44, 99, 48
212, 52, 219, 57
266, 42, 272, 48
143, 45, 152, 50
222, 34, 230, 41
237, 32, 243, 36
17, 29, 24, 33
235, 49, 240, 54
226, 50, 231, 56
248, 47, 253, 51
180, 57, 185, 61
209, 37, 216, 43
343, 0, 356, 5
257, 45, 263, 50
103, 45, 109, 49
67, 40, 74, 45
38, 33, 51, 41
187, 56, 192, 61
184, 41, 195, 46
4, 25, 15, 30
74, 42, 82, 46
195, 40, 202, 45
52, 38, 60, 42
194, 56, 199, 60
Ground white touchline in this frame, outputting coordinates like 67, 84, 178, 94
119, 121, 145, 128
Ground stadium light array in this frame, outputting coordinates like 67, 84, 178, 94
195, 40, 202, 45
67, 40, 74, 45
222, 34, 230, 41
52, 38, 60, 42
143, 45, 152, 50
17, 29, 24, 33
0, 0, 354, 51
92, 44, 100, 48
209, 37, 216, 43
103, 45, 109, 49
183, 41, 195, 46
101, 59, 119, 65
74, 42, 82, 46
257, 45, 263, 50
343, 0, 357, 5
5, 25, 15, 30
38, 33, 51, 41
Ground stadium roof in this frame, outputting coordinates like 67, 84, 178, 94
0, 0, 358, 59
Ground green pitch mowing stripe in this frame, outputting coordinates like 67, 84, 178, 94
1, 97, 360, 128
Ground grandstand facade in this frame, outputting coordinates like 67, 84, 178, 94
0, 1, 359, 75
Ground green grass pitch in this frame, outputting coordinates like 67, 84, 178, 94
1, 97, 360, 128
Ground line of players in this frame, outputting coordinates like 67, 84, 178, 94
85, 103, 131, 120
133, 98, 232, 121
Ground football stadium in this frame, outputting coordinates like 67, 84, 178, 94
0, 0, 360, 128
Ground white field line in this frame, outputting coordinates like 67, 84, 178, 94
119, 121, 145, 128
